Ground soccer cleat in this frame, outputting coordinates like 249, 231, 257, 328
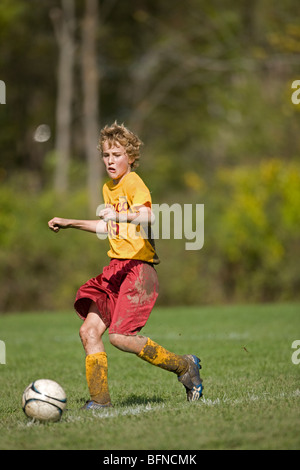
178, 355, 203, 401
81, 400, 112, 410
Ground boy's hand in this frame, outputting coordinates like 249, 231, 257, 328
98, 205, 117, 223
48, 217, 71, 232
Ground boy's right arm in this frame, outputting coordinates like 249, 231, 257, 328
48, 217, 107, 234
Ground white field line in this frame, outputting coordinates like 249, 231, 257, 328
198, 388, 300, 407
17, 402, 166, 427
18, 389, 300, 426
65, 388, 300, 422
66, 402, 167, 423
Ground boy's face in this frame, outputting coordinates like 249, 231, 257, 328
102, 140, 134, 184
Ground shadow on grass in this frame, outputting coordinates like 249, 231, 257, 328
75, 393, 165, 408
117, 393, 165, 408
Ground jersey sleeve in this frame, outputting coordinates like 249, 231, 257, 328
127, 174, 152, 210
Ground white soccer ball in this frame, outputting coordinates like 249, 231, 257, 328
22, 379, 67, 422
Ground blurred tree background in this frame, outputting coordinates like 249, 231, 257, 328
0, 0, 299, 312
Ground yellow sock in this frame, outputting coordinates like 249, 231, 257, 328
138, 338, 188, 376
85, 352, 111, 405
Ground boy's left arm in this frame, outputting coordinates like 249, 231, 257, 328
98, 205, 154, 225
127, 205, 155, 225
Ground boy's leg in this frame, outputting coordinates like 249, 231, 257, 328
109, 334, 187, 374
109, 334, 203, 401
79, 302, 112, 407
108, 262, 203, 401
138, 338, 203, 401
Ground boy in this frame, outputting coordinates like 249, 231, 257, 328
48, 122, 203, 409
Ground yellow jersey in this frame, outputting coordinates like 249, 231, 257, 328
102, 172, 160, 264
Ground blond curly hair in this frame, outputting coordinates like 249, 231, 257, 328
98, 122, 143, 170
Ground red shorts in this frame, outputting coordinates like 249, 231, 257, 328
74, 259, 159, 335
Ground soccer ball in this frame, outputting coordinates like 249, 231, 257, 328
22, 379, 67, 422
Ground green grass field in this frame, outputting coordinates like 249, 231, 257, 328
0, 303, 299, 450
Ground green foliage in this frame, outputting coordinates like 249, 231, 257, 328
0, 1, 300, 310
211, 159, 300, 301
0, 176, 107, 312
0, 158, 300, 312
153, 158, 300, 306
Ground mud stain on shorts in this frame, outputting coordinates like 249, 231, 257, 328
127, 263, 159, 306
